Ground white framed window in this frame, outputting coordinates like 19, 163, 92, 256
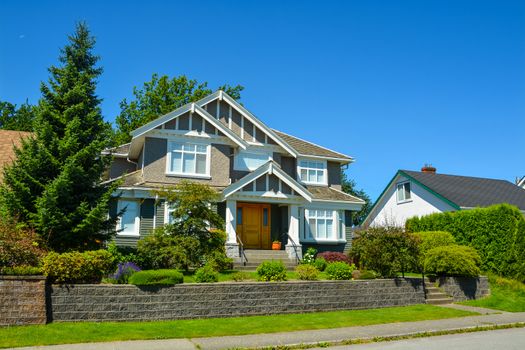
234, 150, 272, 171
298, 160, 327, 185
166, 141, 210, 177
117, 200, 140, 236
397, 181, 411, 203
164, 202, 177, 225
305, 209, 336, 240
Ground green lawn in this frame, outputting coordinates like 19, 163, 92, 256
0, 305, 476, 348
460, 274, 525, 312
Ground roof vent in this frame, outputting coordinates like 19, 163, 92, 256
421, 164, 436, 173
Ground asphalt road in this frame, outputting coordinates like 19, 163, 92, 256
311, 328, 525, 350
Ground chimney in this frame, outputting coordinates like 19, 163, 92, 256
421, 164, 436, 173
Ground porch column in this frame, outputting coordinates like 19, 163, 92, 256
286, 205, 303, 260
225, 199, 240, 258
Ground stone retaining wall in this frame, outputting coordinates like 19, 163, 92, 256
429, 276, 490, 301
50, 279, 426, 322
0, 276, 47, 325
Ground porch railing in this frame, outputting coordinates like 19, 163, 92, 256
281, 232, 301, 265
236, 234, 248, 266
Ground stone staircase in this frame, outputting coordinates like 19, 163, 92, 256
233, 249, 298, 271
424, 280, 454, 305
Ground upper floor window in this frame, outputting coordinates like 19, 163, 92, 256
396, 181, 411, 203
117, 200, 140, 236
167, 141, 210, 177
234, 150, 271, 171
298, 160, 327, 185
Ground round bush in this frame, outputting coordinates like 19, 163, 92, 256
358, 270, 377, 280
313, 257, 327, 271
325, 262, 356, 280
256, 260, 287, 282
231, 271, 251, 282
128, 269, 183, 285
317, 251, 352, 265
424, 245, 481, 277
42, 250, 113, 283
414, 231, 455, 256
194, 265, 219, 283
295, 264, 319, 280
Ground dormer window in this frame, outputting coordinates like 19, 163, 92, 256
166, 141, 210, 178
234, 150, 272, 171
298, 160, 327, 185
396, 181, 411, 203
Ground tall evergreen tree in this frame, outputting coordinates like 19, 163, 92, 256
341, 170, 371, 226
0, 23, 117, 251
113, 74, 243, 145
0, 101, 35, 131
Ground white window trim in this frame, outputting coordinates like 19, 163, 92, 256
116, 199, 141, 236
297, 158, 328, 186
165, 140, 212, 179
233, 149, 273, 172
164, 201, 176, 225
396, 181, 412, 204
301, 207, 345, 243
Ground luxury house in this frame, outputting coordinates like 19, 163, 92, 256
364, 166, 525, 227
106, 91, 365, 260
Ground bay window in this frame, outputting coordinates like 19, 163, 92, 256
117, 200, 140, 236
167, 141, 210, 177
298, 160, 327, 185
305, 209, 335, 240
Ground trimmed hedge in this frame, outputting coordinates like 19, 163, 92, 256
424, 245, 481, 277
406, 204, 525, 282
128, 269, 183, 285
42, 250, 113, 283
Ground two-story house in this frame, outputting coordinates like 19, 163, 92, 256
106, 91, 364, 260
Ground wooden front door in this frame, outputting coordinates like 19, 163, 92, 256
236, 203, 271, 249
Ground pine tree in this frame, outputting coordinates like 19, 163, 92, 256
0, 22, 117, 251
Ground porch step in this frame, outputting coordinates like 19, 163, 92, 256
234, 249, 298, 271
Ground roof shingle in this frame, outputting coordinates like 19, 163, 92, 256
0, 130, 32, 181
272, 130, 352, 161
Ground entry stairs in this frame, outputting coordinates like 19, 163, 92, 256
424, 278, 454, 305
233, 249, 298, 271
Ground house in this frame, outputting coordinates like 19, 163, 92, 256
106, 91, 365, 260
0, 130, 31, 182
517, 176, 525, 189
364, 165, 525, 228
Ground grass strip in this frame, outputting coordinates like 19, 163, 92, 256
460, 274, 525, 312
0, 305, 475, 348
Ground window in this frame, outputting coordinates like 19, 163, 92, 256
234, 151, 271, 171
117, 200, 140, 236
167, 141, 209, 177
165, 202, 176, 224
263, 207, 269, 226
305, 209, 335, 240
237, 207, 243, 225
397, 182, 411, 203
298, 160, 327, 185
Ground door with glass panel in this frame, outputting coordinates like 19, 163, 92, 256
236, 203, 271, 249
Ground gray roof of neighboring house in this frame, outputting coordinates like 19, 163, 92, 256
272, 130, 352, 161
401, 170, 525, 211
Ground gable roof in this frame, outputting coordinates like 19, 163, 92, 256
306, 186, 365, 203
222, 160, 312, 202
401, 170, 525, 211
0, 130, 31, 181
273, 129, 353, 161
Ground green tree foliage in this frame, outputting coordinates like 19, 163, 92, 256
113, 74, 244, 145
0, 23, 117, 251
413, 231, 455, 266
406, 204, 525, 282
350, 226, 420, 277
424, 245, 481, 277
341, 170, 371, 225
0, 101, 35, 131
137, 181, 230, 270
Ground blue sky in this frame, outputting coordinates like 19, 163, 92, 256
1, 0, 524, 201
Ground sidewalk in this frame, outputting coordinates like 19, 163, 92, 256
8, 307, 525, 350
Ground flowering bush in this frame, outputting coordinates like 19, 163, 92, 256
317, 251, 352, 265
111, 262, 141, 284
301, 247, 317, 264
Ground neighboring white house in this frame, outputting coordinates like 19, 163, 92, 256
517, 176, 525, 189
363, 166, 525, 228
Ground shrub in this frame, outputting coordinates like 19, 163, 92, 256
256, 260, 287, 282
107, 242, 146, 268
325, 262, 356, 280
0, 266, 42, 275
313, 257, 327, 272
194, 265, 219, 283
111, 262, 141, 284
231, 271, 251, 282
350, 226, 420, 278
42, 250, 114, 283
295, 264, 319, 280
406, 204, 525, 282
424, 245, 481, 277
317, 251, 352, 265
203, 250, 233, 272
0, 218, 46, 269
301, 247, 317, 264
359, 270, 378, 279
413, 231, 455, 255
128, 269, 183, 285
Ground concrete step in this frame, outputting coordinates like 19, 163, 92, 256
426, 297, 454, 305
426, 293, 451, 300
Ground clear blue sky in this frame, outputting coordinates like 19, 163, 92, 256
1, 0, 524, 201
